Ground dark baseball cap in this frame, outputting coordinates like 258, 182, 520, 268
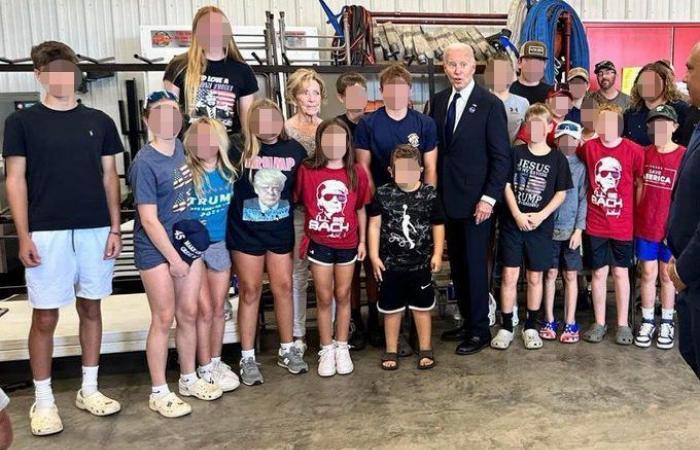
646, 104, 679, 124
594, 60, 616, 74
520, 40, 548, 60
173, 219, 210, 265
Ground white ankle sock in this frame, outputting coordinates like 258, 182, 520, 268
81, 365, 99, 396
336, 341, 348, 349
211, 356, 222, 364
642, 307, 655, 321
241, 349, 255, 361
279, 342, 293, 354
197, 362, 214, 382
34, 378, 55, 409
321, 344, 334, 352
151, 384, 170, 398
179, 372, 197, 386
662, 308, 674, 321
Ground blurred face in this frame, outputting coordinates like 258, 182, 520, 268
444, 46, 476, 90
195, 12, 232, 52
596, 111, 623, 142
189, 122, 219, 161
485, 59, 515, 92
648, 118, 678, 146
557, 135, 580, 155
684, 45, 700, 107
321, 125, 347, 161
250, 107, 283, 141
341, 84, 368, 112
581, 100, 599, 131
638, 70, 664, 101
547, 95, 571, 118
381, 79, 410, 110
596, 69, 617, 90
527, 116, 550, 144
392, 158, 422, 189
294, 79, 322, 117
520, 57, 545, 83
36, 59, 81, 98
569, 78, 589, 100
146, 100, 183, 139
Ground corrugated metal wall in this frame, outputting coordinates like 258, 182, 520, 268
1, 0, 699, 133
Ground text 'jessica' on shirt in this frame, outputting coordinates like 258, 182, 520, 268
368, 183, 445, 272
189, 169, 233, 243
576, 137, 644, 241
508, 144, 573, 232
294, 164, 372, 249
353, 107, 438, 188
164, 56, 258, 136
226, 139, 306, 252
2, 102, 124, 232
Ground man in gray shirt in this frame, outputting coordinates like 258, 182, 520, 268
590, 60, 630, 110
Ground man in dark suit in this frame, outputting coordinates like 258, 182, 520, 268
667, 42, 700, 379
429, 43, 511, 355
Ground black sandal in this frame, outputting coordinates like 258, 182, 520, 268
381, 352, 399, 371
417, 350, 436, 370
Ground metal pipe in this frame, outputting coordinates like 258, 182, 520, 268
343, 8, 351, 65
374, 18, 507, 25
370, 11, 508, 19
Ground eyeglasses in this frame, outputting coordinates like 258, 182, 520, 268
600, 170, 621, 179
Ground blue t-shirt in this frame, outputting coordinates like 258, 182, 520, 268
129, 141, 192, 268
189, 169, 233, 242
354, 107, 438, 188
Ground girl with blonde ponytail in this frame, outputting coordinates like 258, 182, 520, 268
164, 6, 258, 144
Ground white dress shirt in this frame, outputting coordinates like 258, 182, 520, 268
447, 79, 496, 207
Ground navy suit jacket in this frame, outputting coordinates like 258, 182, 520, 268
667, 123, 700, 288
429, 83, 511, 219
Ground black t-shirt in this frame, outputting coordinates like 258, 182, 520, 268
226, 138, 306, 252
679, 105, 700, 147
507, 144, 572, 232
336, 113, 359, 135
164, 56, 258, 136
509, 80, 553, 105
2, 103, 124, 232
367, 183, 445, 272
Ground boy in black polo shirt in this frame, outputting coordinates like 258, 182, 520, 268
491, 103, 572, 351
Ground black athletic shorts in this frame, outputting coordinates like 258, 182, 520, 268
585, 235, 633, 269
499, 220, 551, 272
377, 267, 435, 314
307, 241, 357, 266
550, 239, 584, 271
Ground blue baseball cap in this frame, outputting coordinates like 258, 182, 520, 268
173, 220, 210, 265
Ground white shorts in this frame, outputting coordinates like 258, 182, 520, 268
25, 227, 115, 309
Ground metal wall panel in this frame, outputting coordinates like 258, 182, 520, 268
1, 0, 698, 139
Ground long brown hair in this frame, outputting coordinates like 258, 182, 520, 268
183, 117, 237, 198
629, 62, 684, 111
170, 6, 245, 115
241, 98, 289, 182
305, 118, 358, 190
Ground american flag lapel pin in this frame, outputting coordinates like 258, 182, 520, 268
468, 104, 477, 113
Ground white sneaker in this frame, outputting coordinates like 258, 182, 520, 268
335, 343, 354, 375
211, 361, 241, 392
293, 338, 308, 356
635, 320, 656, 348
657, 321, 675, 350
317, 346, 336, 377
29, 403, 63, 436
512, 304, 520, 327
488, 293, 497, 327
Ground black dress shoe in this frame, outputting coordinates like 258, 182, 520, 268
441, 327, 468, 342
455, 336, 490, 355
349, 328, 367, 351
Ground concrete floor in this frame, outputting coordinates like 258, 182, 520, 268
3, 308, 700, 450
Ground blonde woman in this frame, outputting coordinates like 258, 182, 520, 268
226, 99, 308, 386
164, 5, 258, 144
285, 69, 326, 352
184, 117, 240, 393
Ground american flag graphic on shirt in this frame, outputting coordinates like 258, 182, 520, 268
194, 75, 238, 128
514, 158, 551, 209
172, 164, 193, 213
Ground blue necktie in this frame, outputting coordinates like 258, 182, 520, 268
445, 92, 460, 145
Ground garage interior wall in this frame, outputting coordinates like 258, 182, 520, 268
1, 0, 700, 144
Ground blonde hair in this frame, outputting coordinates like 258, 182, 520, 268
183, 117, 237, 198
285, 68, 326, 105
598, 102, 623, 117
171, 6, 245, 115
241, 98, 289, 182
525, 102, 552, 122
